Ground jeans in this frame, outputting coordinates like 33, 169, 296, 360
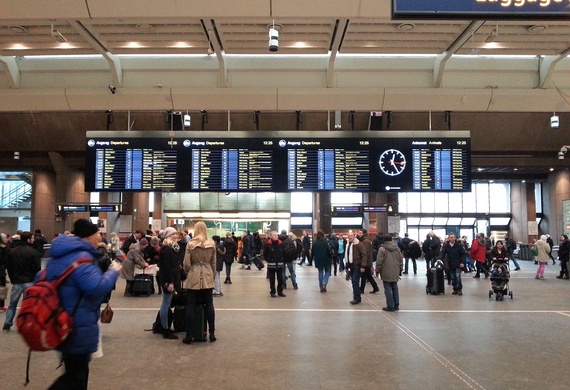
213, 271, 223, 294
351, 266, 362, 301
405, 257, 417, 274
48, 353, 90, 390
338, 253, 345, 271
224, 261, 233, 278
475, 261, 489, 276
509, 254, 520, 269
360, 266, 379, 292
383, 281, 399, 309
268, 266, 284, 294
451, 267, 463, 291
185, 288, 215, 340
4, 282, 33, 327
282, 262, 297, 286
160, 292, 174, 329
317, 266, 330, 287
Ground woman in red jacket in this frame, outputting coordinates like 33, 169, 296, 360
470, 233, 489, 278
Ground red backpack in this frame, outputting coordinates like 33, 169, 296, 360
17, 258, 92, 352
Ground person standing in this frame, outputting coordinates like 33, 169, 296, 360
158, 228, 181, 339
534, 235, 550, 280
399, 233, 417, 275
375, 235, 403, 311
263, 231, 286, 297
182, 221, 216, 344
241, 230, 253, 270
470, 233, 490, 279
121, 229, 142, 255
337, 233, 346, 272
222, 232, 237, 284
312, 230, 332, 292
359, 229, 380, 294
439, 233, 466, 295
32, 228, 48, 258
212, 235, 226, 297
46, 219, 121, 389
345, 231, 363, 305
119, 238, 149, 296
546, 234, 556, 265
0, 233, 9, 311
556, 234, 570, 279
3, 231, 41, 331
422, 233, 432, 271
299, 230, 312, 266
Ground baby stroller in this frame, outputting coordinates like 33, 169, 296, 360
488, 259, 513, 301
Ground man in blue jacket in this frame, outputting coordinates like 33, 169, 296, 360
47, 219, 121, 390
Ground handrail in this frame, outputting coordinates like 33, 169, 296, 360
0, 182, 32, 208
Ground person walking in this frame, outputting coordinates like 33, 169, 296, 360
439, 233, 467, 295
358, 229, 379, 294
503, 233, 521, 271
3, 231, 41, 332
263, 231, 286, 297
346, 231, 364, 305
182, 221, 217, 344
470, 233, 490, 279
46, 219, 121, 390
312, 230, 332, 292
376, 235, 403, 311
534, 235, 550, 280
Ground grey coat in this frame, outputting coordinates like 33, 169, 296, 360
376, 241, 403, 283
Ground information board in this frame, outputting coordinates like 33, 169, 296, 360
393, 0, 570, 19
85, 131, 471, 193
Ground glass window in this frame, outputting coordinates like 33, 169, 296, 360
90, 192, 100, 203
433, 217, 448, 225
148, 192, 154, 213
290, 192, 312, 213
331, 192, 362, 204
489, 183, 510, 213
460, 228, 474, 243
535, 183, 543, 213
399, 219, 407, 236
489, 217, 511, 225
407, 217, 421, 225
434, 193, 449, 213
476, 219, 489, 235
291, 216, 312, 226
420, 217, 434, 225
406, 193, 421, 213
421, 193, 435, 213
460, 217, 476, 226
448, 193, 463, 213
462, 190, 476, 213
476, 183, 490, 213
398, 193, 408, 213
447, 217, 462, 225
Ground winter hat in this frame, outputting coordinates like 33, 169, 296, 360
139, 238, 149, 247
72, 219, 99, 238
163, 227, 177, 239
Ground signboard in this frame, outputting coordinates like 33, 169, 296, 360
85, 131, 471, 193
393, 0, 570, 19
57, 204, 88, 212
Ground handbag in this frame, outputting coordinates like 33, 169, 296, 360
0, 286, 7, 300
100, 303, 114, 323
531, 244, 539, 257
179, 265, 188, 281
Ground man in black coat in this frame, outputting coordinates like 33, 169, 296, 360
3, 231, 41, 331
122, 229, 143, 254
439, 233, 466, 295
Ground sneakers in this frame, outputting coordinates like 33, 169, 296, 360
349, 300, 361, 305
514, 267, 521, 271
163, 330, 178, 340
382, 307, 395, 312
2, 324, 10, 332
370, 288, 380, 294
278, 292, 286, 297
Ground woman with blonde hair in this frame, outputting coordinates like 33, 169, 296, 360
182, 221, 217, 344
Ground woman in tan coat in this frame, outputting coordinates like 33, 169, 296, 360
182, 221, 216, 344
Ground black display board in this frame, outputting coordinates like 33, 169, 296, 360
85, 131, 471, 193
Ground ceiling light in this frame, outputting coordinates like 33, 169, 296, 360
551, 112, 559, 129
485, 29, 499, 43
50, 22, 67, 43
9, 25, 27, 33
550, 168, 554, 172
477, 168, 484, 172
136, 24, 154, 32
397, 23, 415, 31
528, 25, 547, 33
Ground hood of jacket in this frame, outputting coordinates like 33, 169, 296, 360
49, 234, 100, 259
383, 241, 399, 252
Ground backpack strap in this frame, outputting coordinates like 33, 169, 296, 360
50, 258, 93, 288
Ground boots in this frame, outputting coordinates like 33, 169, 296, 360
209, 331, 217, 342
163, 330, 178, 340
224, 277, 232, 284
124, 281, 133, 296
557, 272, 564, 279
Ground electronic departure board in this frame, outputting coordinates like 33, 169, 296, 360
85, 131, 471, 193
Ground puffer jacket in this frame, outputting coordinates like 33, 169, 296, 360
376, 240, 403, 282
470, 238, 487, 263
183, 238, 216, 290
43, 235, 118, 355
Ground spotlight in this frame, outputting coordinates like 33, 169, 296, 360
13, 151, 20, 160
559, 146, 568, 160
551, 112, 559, 129
108, 85, 116, 94
269, 27, 279, 52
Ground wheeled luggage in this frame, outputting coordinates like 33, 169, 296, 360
252, 255, 265, 270
173, 306, 186, 333
132, 274, 153, 296
173, 304, 207, 341
426, 264, 445, 295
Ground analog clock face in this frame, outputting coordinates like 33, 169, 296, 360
379, 149, 406, 176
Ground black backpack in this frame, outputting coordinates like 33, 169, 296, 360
152, 309, 173, 334
409, 241, 422, 259
282, 239, 297, 262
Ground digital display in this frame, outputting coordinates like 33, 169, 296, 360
90, 205, 120, 212
57, 204, 88, 212
85, 131, 471, 193
393, 0, 570, 19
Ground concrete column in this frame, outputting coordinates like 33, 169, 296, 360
315, 192, 331, 233
510, 181, 525, 243
31, 170, 56, 240
548, 170, 570, 241
526, 182, 537, 242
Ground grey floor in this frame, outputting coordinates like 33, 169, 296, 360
1, 259, 569, 390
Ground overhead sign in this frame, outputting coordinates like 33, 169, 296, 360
393, 0, 570, 19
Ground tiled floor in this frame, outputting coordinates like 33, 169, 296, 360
1, 259, 569, 390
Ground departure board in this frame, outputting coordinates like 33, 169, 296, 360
85, 131, 471, 193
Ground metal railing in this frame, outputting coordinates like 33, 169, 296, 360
0, 182, 32, 208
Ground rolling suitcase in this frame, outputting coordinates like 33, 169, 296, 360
252, 255, 265, 270
132, 274, 153, 296
426, 264, 445, 295
173, 306, 186, 333
173, 304, 207, 341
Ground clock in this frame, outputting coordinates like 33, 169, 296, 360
379, 149, 406, 176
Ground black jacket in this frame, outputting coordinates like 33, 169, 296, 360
439, 241, 466, 270
263, 239, 284, 265
7, 241, 41, 284
159, 244, 181, 290
558, 240, 570, 262
122, 234, 138, 254
223, 237, 238, 262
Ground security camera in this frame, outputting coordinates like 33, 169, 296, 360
269, 28, 279, 52
551, 115, 559, 129
559, 151, 565, 160
108, 85, 116, 94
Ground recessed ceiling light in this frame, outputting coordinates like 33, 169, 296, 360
9, 25, 27, 33
477, 168, 484, 171
550, 168, 554, 172
397, 23, 415, 31
522, 180, 526, 183
136, 24, 154, 32
514, 168, 518, 171
528, 25, 547, 33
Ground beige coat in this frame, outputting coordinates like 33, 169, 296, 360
183, 238, 216, 290
535, 239, 551, 264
